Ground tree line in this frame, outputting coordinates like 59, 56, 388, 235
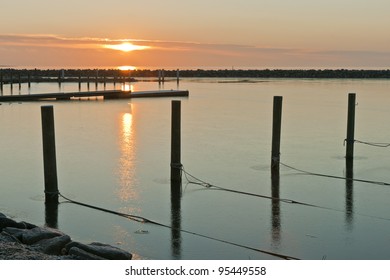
1, 68, 390, 79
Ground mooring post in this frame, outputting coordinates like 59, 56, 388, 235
162, 69, 165, 83
28, 73, 31, 88
345, 93, 356, 160
41, 106, 59, 204
171, 100, 182, 190
0, 70, 3, 93
176, 69, 180, 84
18, 73, 21, 90
271, 96, 283, 171
95, 69, 99, 87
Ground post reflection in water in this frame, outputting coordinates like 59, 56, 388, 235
170, 180, 182, 259
271, 169, 281, 248
345, 160, 354, 230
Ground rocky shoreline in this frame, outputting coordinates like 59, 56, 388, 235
0, 212, 132, 260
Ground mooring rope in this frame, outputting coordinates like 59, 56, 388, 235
181, 167, 322, 208
58, 193, 298, 260
278, 161, 390, 186
180, 165, 390, 222
344, 139, 390, 148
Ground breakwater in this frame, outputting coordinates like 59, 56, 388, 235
0, 212, 133, 260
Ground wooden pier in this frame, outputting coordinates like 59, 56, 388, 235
0, 89, 189, 102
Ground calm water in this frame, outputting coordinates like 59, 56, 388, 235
1, 78, 390, 260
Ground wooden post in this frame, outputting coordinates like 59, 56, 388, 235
171, 100, 182, 188
162, 69, 165, 83
271, 96, 283, 171
10, 73, 13, 93
0, 70, 3, 93
41, 106, 59, 204
345, 93, 356, 160
18, 73, 21, 90
176, 69, 180, 84
28, 73, 31, 88
95, 69, 99, 87
158, 70, 161, 84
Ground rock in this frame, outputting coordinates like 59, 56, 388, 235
22, 227, 64, 245
0, 217, 27, 231
65, 241, 132, 260
32, 235, 71, 255
68, 247, 107, 260
0, 213, 133, 260
19, 221, 38, 230
2, 227, 29, 241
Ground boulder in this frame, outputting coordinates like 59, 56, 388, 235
2, 227, 29, 241
32, 235, 71, 255
68, 247, 107, 260
0, 217, 27, 231
22, 227, 64, 245
65, 241, 132, 260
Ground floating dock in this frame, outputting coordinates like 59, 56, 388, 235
0, 89, 189, 102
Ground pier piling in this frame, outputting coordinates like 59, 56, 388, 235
271, 96, 283, 171
345, 93, 356, 160
41, 106, 59, 204
171, 100, 182, 191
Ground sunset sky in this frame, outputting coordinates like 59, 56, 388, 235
1, 0, 390, 69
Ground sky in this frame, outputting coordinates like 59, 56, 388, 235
0, 0, 390, 69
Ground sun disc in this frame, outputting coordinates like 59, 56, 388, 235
104, 42, 150, 52
118, 65, 137, 71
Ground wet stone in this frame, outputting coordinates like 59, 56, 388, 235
0, 217, 26, 231
22, 227, 64, 245
2, 227, 29, 241
32, 235, 71, 255
68, 247, 107, 260
65, 241, 132, 260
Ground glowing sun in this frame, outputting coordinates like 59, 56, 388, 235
104, 42, 150, 52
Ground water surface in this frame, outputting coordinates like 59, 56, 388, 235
1, 78, 390, 259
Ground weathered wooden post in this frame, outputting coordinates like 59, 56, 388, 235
18, 73, 21, 90
162, 69, 165, 83
345, 93, 356, 160
95, 69, 99, 88
0, 70, 3, 93
28, 73, 31, 88
171, 100, 182, 189
176, 69, 180, 84
58, 70, 62, 85
87, 76, 90, 90
10, 73, 13, 93
41, 106, 59, 204
158, 70, 162, 84
271, 96, 283, 171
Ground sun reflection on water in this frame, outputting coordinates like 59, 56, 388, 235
121, 84, 134, 92
116, 105, 138, 202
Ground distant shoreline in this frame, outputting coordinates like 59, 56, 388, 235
1, 68, 390, 80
